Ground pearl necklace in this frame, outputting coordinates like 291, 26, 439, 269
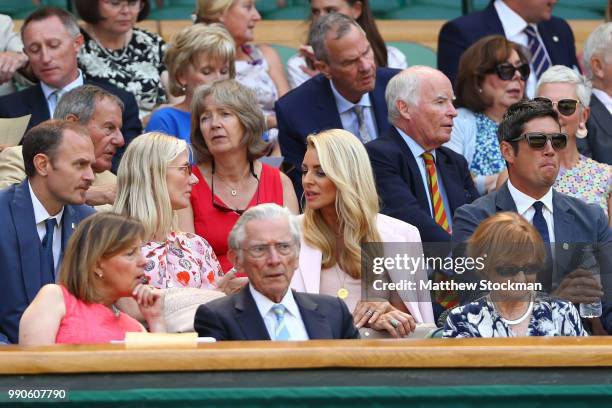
493, 297, 534, 325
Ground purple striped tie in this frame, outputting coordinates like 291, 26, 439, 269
524, 25, 552, 79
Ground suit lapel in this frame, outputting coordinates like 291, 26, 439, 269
60, 206, 76, 268
234, 286, 271, 340
590, 94, 612, 130
316, 77, 344, 130
294, 291, 333, 339
370, 69, 389, 136
435, 149, 464, 214
486, 3, 507, 36
27, 84, 52, 128
10, 181, 43, 302
495, 183, 519, 212
551, 191, 574, 283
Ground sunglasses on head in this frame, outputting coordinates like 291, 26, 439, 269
492, 62, 530, 81
508, 132, 568, 150
533, 97, 580, 116
496, 264, 541, 277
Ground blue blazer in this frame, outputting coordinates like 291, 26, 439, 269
275, 68, 399, 196
0, 180, 95, 343
437, 1, 580, 86
194, 285, 360, 341
365, 127, 479, 243
582, 93, 612, 166
0, 77, 143, 172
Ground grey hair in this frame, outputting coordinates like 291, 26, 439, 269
54, 85, 124, 124
228, 203, 301, 254
385, 67, 424, 124
583, 22, 612, 80
21, 7, 81, 39
309, 12, 364, 63
536, 65, 591, 107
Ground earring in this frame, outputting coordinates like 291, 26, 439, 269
180, 85, 186, 92
576, 124, 588, 139
478, 88, 483, 93
96, 272, 103, 279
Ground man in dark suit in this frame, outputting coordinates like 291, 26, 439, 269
581, 22, 612, 165
366, 67, 478, 244
0, 120, 96, 343
275, 13, 398, 197
195, 203, 359, 341
452, 100, 612, 330
0, 7, 141, 172
438, 0, 579, 97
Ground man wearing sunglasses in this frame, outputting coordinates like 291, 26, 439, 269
438, 0, 580, 98
452, 99, 612, 331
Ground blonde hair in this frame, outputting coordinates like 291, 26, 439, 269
195, 0, 234, 23
165, 24, 236, 97
59, 213, 144, 303
113, 132, 189, 240
303, 129, 381, 278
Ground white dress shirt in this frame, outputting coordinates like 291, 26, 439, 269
29, 181, 64, 276
507, 179, 556, 243
592, 88, 612, 116
249, 285, 309, 341
40, 70, 84, 118
330, 80, 378, 141
494, 0, 551, 98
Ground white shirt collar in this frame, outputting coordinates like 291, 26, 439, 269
494, 0, 530, 38
40, 69, 84, 102
395, 126, 437, 161
592, 88, 612, 112
249, 284, 301, 320
329, 79, 372, 114
28, 181, 64, 226
507, 178, 554, 215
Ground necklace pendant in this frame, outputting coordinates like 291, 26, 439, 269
337, 287, 349, 299
231, 189, 237, 196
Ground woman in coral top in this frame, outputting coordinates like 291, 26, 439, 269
178, 80, 298, 276
19, 213, 166, 345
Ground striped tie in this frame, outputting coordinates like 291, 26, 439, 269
524, 25, 551, 79
271, 304, 290, 341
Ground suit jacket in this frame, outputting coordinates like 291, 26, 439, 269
366, 127, 479, 243
194, 285, 360, 341
0, 77, 142, 172
437, 1, 580, 86
275, 68, 399, 196
292, 213, 434, 324
582, 93, 612, 165
0, 180, 95, 343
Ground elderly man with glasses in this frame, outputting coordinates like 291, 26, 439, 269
451, 98, 612, 333
194, 203, 360, 341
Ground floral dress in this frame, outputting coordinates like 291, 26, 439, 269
469, 113, 506, 176
443, 294, 587, 337
554, 154, 611, 215
142, 231, 223, 290
78, 27, 167, 114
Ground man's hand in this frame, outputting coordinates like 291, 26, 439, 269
0, 51, 28, 84
552, 268, 603, 304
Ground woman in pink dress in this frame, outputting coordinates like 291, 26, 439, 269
19, 213, 165, 345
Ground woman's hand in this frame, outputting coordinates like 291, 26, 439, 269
133, 284, 166, 332
352, 300, 392, 328
369, 310, 417, 338
298, 45, 319, 78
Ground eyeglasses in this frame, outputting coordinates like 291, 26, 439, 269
496, 264, 540, 277
102, 0, 144, 10
168, 165, 192, 176
508, 132, 568, 150
241, 242, 296, 259
491, 62, 530, 81
211, 161, 259, 215
533, 97, 580, 116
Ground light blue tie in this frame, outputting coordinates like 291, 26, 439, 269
353, 105, 373, 143
271, 304, 291, 341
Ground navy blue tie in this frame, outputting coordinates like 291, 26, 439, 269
524, 25, 551, 79
532, 201, 552, 290
41, 218, 57, 284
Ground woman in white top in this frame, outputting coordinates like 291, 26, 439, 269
287, 0, 407, 89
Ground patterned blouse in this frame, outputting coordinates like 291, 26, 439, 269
142, 231, 223, 290
78, 27, 167, 113
554, 154, 611, 214
470, 113, 506, 176
236, 45, 277, 117
443, 294, 587, 337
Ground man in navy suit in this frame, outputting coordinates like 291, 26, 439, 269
275, 13, 398, 197
366, 67, 478, 244
0, 120, 96, 343
438, 0, 579, 97
452, 100, 612, 331
0, 7, 141, 172
195, 204, 359, 341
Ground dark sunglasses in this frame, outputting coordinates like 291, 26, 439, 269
508, 132, 568, 150
493, 62, 530, 81
533, 97, 580, 116
496, 264, 541, 277
211, 162, 259, 215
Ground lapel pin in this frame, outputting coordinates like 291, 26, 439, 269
71, 222, 75, 229
562, 243, 569, 250
552, 35, 559, 43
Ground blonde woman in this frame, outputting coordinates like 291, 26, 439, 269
292, 129, 434, 338
113, 132, 231, 292
145, 24, 235, 144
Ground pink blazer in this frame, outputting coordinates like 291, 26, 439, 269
291, 214, 434, 323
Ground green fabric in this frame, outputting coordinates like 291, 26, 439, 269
7, 385, 611, 408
